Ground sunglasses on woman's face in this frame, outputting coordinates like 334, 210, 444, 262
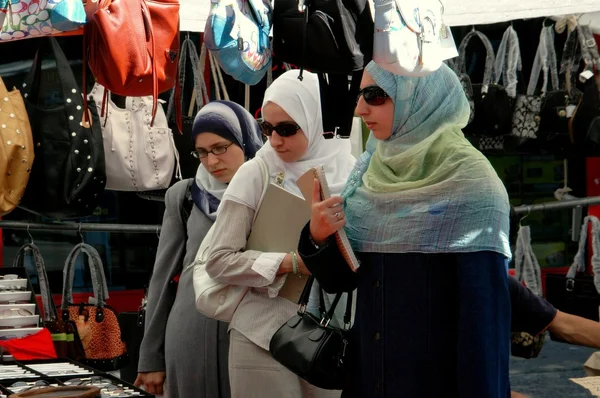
258, 119, 301, 138
357, 86, 389, 106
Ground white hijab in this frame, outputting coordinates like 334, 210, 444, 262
223, 69, 356, 209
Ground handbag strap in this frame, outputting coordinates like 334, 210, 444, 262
514, 225, 543, 296
567, 215, 600, 295
559, 29, 582, 96
493, 26, 522, 98
526, 26, 560, 96
23, 37, 87, 128
454, 30, 496, 94
299, 276, 354, 329
13, 243, 58, 321
167, 35, 209, 121
61, 243, 110, 317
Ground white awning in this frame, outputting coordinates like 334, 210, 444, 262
183, 0, 600, 34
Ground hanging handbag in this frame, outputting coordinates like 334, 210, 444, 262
546, 216, 600, 328
19, 37, 106, 219
0, 0, 86, 42
89, 83, 178, 191
454, 30, 514, 144
14, 243, 86, 360
61, 243, 128, 371
570, 26, 600, 156
205, 0, 272, 85
536, 28, 582, 155
84, 0, 180, 125
511, 26, 559, 145
372, 0, 456, 77
514, 225, 543, 296
273, 0, 373, 75
193, 157, 269, 322
0, 75, 34, 215
269, 275, 353, 390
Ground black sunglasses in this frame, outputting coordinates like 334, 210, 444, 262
258, 119, 301, 137
357, 86, 389, 106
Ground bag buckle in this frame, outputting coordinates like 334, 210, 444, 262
565, 278, 575, 292
297, 0, 306, 12
319, 316, 331, 327
298, 304, 307, 315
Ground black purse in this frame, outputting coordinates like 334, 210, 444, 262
272, 0, 373, 74
269, 276, 353, 390
19, 37, 106, 219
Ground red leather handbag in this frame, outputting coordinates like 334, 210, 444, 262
84, 0, 180, 125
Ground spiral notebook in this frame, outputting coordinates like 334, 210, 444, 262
297, 167, 360, 272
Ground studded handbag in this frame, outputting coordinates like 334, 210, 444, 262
89, 83, 178, 191
19, 37, 106, 219
0, 75, 34, 215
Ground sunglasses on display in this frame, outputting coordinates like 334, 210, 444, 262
0, 286, 27, 292
9, 380, 58, 393
258, 119, 301, 138
0, 308, 33, 318
357, 86, 389, 106
0, 300, 30, 305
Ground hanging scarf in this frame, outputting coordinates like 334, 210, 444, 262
191, 100, 263, 220
343, 62, 511, 258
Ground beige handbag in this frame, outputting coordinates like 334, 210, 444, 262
193, 157, 269, 322
0, 76, 34, 215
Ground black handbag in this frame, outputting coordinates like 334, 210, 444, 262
272, 0, 373, 74
269, 276, 353, 390
454, 30, 514, 149
19, 37, 106, 219
272, 0, 373, 138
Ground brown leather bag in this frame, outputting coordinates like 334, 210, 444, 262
0, 76, 34, 215
84, 0, 180, 125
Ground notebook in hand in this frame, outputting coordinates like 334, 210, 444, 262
297, 166, 360, 272
246, 182, 310, 303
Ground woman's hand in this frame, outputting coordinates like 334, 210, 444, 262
309, 178, 346, 245
134, 371, 166, 395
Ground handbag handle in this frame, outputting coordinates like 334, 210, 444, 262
299, 276, 353, 330
13, 243, 58, 321
454, 30, 496, 94
526, 26, 560, 96
22, 38, 85, 117
567, 216, 600, 296
560, 29, 582, 97
61, 243, 110, 321
167, 36, 209, 121
492, 26, 522, 98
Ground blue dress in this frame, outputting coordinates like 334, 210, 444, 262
298, 225, 511, 398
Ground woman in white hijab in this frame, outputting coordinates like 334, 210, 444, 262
205, 70, 356, 397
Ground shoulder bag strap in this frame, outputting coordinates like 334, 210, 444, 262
559, 29, 582, 96
527, 26, 560, 96
493, 26, 522, 98
455, 30, 496, 94
13, 243, 58, 321
514, 225, 543, 296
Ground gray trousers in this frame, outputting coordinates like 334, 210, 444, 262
228, 329, 342, 398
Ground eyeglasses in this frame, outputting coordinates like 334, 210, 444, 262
0, 308, 33, 317
9, 380, 55, 393
258, 119, 301, 138
65, 376, 138, 397
0, 300, 30, 305
357, 86, 389, 106
0, 286, 27, 292
191, 142, 234, 159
